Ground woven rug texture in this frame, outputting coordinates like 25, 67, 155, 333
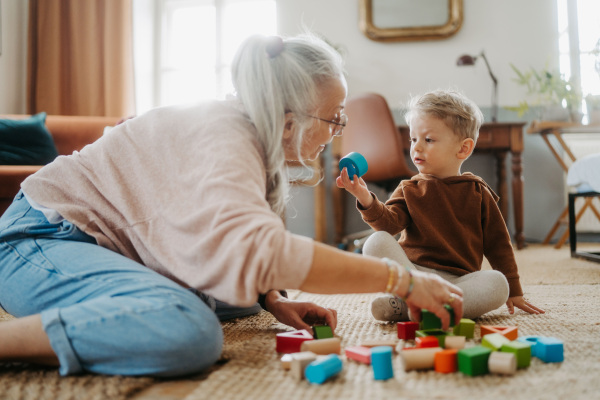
0, 244, 599, 400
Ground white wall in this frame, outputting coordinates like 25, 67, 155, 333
0, 0, 566, 244
0, 0, 29, 113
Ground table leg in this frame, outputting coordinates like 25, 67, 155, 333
496, 151, 508, 221
511, 151, 525, 249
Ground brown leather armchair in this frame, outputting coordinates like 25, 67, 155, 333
0, 115, 120, 215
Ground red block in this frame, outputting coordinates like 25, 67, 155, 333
398, 321, 420, 340
416, 336, 439, 348
434, 349, 458, 373
345, 346, 372, 364
276, 329, 314, 353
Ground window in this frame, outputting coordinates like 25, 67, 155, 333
557, 0, 600, 121
133, 0, 276, 114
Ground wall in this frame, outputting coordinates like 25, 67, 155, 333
0, 0, 566, 244
279, 0, 565, 245
0, 0, 28, 113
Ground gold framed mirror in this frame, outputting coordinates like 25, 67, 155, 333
359, 0, 463, 42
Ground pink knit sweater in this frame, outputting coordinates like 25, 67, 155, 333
22, 100, 314, 306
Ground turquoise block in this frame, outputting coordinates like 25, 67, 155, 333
371, 346, 394, 380
537, 337, 564, 363
305, 354, 343, 384
339, 152, 368, 181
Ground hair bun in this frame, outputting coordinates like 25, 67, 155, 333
265, 36, 284, 58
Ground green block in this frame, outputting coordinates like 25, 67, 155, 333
416, 329, 450, 348
482, 333, 510, 351
453, 318, 475, 339
420, 306, 455, 330
312, 325, 333, 339
457, 345, 492, 376
501, 341, 531, 368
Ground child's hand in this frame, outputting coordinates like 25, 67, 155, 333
336, 167, 372, 208
506, 296, 545, 315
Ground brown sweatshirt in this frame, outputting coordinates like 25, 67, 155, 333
358, 173, 523, 297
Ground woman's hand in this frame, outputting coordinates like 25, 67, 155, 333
506, 296, 545, 315
264, 291, 337, 333
336, 167, 373, 209
401, 269, 464, 331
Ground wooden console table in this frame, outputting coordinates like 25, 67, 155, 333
398, 122, 527, 249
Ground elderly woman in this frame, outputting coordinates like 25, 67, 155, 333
0, 34, 462, 377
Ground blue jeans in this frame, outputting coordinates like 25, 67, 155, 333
0, 192, 261, 376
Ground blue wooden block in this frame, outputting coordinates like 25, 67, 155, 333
305, 354, 343, 384
537, 337, 564, 363
371, 346, 394, 380
517, 335, 541, 358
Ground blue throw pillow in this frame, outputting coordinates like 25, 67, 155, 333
0, 112, 59, 165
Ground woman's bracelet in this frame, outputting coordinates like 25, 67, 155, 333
383, 257, 414, 300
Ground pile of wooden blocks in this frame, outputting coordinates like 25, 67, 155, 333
276, 307, 564, 384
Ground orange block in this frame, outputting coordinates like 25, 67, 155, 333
480, 325, 518, 341
416, 336, 439, 348
434, 349, 458, 373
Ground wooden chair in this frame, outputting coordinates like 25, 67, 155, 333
331, 93, 416, 249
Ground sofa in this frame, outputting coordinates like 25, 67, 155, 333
0, 114, 121, 215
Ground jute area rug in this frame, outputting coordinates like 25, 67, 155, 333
1, 244, 599, 400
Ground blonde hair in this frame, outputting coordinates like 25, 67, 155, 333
404, 90, 483, 143
231, 33, 344, 216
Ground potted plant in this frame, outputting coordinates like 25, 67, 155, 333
507, 64, 582, 122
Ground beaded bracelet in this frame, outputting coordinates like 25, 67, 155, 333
382, 258, 399, 293
383, 258, 414, 300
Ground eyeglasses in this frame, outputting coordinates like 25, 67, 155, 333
308, 113, 348, 137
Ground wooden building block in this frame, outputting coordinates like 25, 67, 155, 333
482, 333, 511, 351
416, 329, 449, 348
301, 337, 341, 355
312, 325, 333, 339
415, 336, 439, 348
501, 341, 531, 368
453, 319, 475, 339
420, 306, 455, 330
488, 351, 517, 375
400, 347, 443, 371
360, 339, 399, 353
434, 349, 458, 373
457, 346, 492, 376
397, 321, 419, 340
480, 325, 518, 341
371, 346, 394, 380
517, 335, 541, 358
445, 335, 466, 350
290, 351, 317, 380
305, 354, 343, 384
537, 337, 564, 363
345, 346, 371, 365
280, 353, 293, 370
276, 329, 314, 353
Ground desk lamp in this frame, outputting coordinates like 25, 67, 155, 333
457, 51, 498, 122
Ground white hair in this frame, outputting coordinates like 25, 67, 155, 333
231, 33, 345, 216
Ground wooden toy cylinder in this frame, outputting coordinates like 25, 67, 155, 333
371, 346, 394, 380
444, 335, 466, 350
305, 354, 343, 384
290, 351, 317, 380
488, 351, 517, 375
300, 337, 342, 355
400, 347, 443, 371
339, 152, 368, 180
